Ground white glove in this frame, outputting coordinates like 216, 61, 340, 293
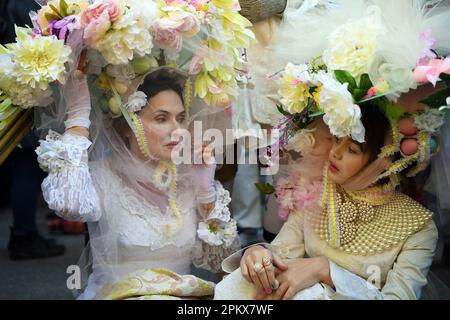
64, 73, 91, 130
191, 145, 217, 204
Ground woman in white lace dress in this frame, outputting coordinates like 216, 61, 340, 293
36, 67, 239, 300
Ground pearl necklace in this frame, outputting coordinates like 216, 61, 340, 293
317, 166, 432, 256
131, 112, 183, 236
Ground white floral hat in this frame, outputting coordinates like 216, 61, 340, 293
269, 0, 450, 189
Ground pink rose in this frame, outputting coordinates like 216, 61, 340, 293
362, 86, 378, 100
189, 46, 207, 74
414, 57, 450, 87
176, 13, 200, 37
152, 21, 183, 52
81, 0, 123, 44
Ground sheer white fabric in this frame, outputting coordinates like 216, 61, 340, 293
36, 130, 236, 299
36, 131, 101, 222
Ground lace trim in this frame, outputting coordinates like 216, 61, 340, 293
37, 130, 100, 222
100, 166, 198, 250
205, 181, 232, 223
192, 237, 241, 274
193, 181, 240, 272
36, 130, 91, 172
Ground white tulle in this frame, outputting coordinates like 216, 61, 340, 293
36, 130, 237, 298
273, 0, 450, 99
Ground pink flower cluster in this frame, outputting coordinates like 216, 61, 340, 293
414, 57, 450, 87
418, 28, 437, 66
152, 2, 201, 53
81, 0, 123, 44
275, 175, 322, 221
189, 45, 208, 74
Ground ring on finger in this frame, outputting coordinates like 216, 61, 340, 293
253, 263, 264, 273
262, 256, 272, 267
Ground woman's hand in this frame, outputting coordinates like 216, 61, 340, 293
241, 245, 288, 296
256, 257, 333, 300
191, 144, 217, 214
64, 50, 90, 138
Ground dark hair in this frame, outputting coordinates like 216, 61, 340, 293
138, 69, 185, 106
359, 102, 391, 164
113, 69, 186, 143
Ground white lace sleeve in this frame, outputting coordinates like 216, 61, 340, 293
35, 130, 101, 222
192, 181, 240, 273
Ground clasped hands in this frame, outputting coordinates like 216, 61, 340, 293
240, 245, 333, 300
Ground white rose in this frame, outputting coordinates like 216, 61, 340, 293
318, 73, 365, 143
125, 91, 148, 113
94, 12, 153, 65
286, 128, 317, 153
323, 13, 384, 78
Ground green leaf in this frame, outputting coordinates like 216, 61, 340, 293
255, 183, 276, 195
0, 98, 12, 112
379, 100, 406, 122
334, 70, 357, 91
48, 3, 63, 19
60, 0, 68, 17
45, 12, 60, 22
352, 89, 367, 102
14, 26, 29, 41
420, 88, 450, 109
309, 111, 325, 118
440, 73, 450, 87
359, 74, 373, 91
277, 104, 292, 117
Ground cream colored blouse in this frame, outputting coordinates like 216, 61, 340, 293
217, 194, 438, 300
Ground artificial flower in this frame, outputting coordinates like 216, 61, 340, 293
81, 0, 124, 45
152, 19, 183, 52
92, 11, 153, 65
418, 28, 438, 66
48, 14, 79, 41
286, 128, 317, 153
414, 57, 450, 87
318, 72, 365, 143
0, 77, 53, 108
414, 108, 445, 134
323, 15, 384, 78
36, 0, 88, 36
125, 91, 147, 113
1, 26, 71, 90
126, 0, 160, 30
275, 175, 322, 221
155, 3, 200, 38
197, 219, 238, 247
278, 63, 313, 114
363, 79, 390, 100
188, 45, 208, 75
